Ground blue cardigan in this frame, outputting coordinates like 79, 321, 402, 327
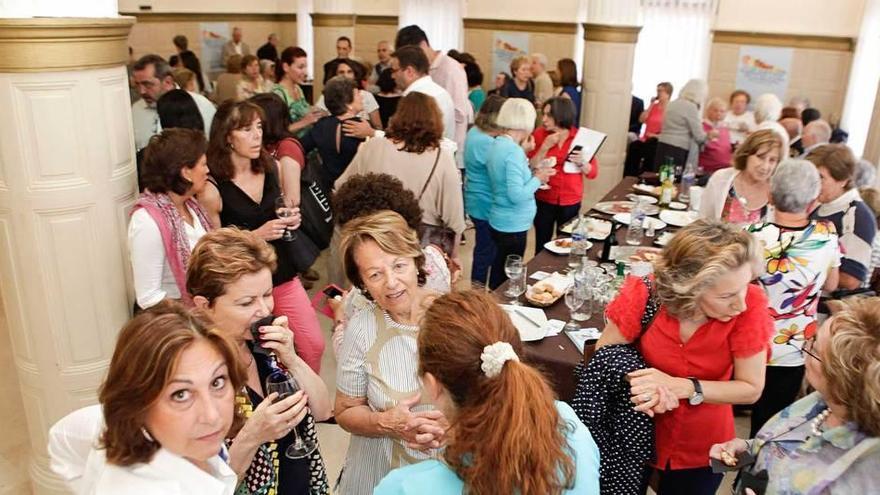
486, 135, 541, 233
463, 127, 496, 221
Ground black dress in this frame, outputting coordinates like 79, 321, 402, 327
212, 167, 298, 286
299, 115, 365, 189
375, 94, 400, 128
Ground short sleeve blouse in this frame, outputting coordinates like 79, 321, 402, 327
605, 276, 773, 469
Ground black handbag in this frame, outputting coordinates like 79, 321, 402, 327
268, 161, 321, 274
276, 141, 334, 250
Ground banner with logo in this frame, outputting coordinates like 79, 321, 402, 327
200, 22, 230, 84
735, 45, 793, 102
491, 31, 529, 80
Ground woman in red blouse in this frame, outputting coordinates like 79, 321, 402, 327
528, 97, 598, 254
597, 219, 773, 494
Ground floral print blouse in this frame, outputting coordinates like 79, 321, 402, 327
749, 220, 841, 367
746, 392, 880, 495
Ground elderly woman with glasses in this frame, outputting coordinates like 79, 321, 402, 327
747, 160, 841, 437
710, 297, 880, 494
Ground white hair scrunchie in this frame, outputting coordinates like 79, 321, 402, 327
480, 342, 519, 378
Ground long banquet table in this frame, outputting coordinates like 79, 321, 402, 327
494, 176, 675, 402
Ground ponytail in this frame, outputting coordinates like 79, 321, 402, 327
447, 360, 575, 495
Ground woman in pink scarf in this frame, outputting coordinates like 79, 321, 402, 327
128, 128, 213, 309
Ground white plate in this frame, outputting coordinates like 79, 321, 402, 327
659, 209, 699, 227
668, 201, 687, 210
654, 231, 676, 247
612, 213, 667, 230
632, 183, 659, 195
560, 217, 612, 239
544, 238, 592, 255
501, 304, 548, 341
632, 194, 659, 205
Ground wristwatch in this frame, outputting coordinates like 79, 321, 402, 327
687, 377, 704, 405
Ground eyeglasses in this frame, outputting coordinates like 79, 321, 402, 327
801, 335, 822, 362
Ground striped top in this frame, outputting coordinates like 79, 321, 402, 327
336, 306, 440, 495
813, 188, 877, 283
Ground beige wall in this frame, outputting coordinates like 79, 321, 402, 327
118, 0, 298, 13
353, 20, 397, 64
125, 14, 297, 63
707, 42, 852, 123
715, 0, 865, 37
465, 0, 581, 23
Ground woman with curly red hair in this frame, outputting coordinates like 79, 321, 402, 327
335, 91, 465, 260
375, 289, 600, 494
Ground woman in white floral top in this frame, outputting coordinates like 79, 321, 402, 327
748, 160, 841, 437
710, 296, 880, 495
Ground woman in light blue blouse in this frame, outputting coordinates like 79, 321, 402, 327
710, 297, 880, 494
464, 94, 506, 287
375, 290, 600, 495
485, 98, 555, 289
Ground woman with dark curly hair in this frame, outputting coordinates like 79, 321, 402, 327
335, 91, 465, 261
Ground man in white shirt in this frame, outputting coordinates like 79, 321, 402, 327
221, 27, 250, 65
799, 119, 832, 159
395, 26, 469, 162
389, 45, 456, 144
531, 53, 553, 105
131, 54, 216, 151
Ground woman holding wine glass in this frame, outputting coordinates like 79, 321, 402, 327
201, 100, 326, 373
187, 227, 332, 495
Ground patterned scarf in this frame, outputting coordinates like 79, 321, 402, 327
132, 191, 213, 306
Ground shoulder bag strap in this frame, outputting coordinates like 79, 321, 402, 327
418, 148, 442, 201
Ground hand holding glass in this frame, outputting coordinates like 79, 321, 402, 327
264, 372, 317, 459
275, 195, 297, 241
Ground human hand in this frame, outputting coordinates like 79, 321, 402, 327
535, 166, 557, 183
257, 315, 297, 369
382, 393, 445, 448
521, 135, 536, 153
278, 206, 302, 230
327, 293, 346, 324
709, 437, 750, 464
302, 110, 325, 126
254, 219, 291, 241
342, 119, 375, 139
628, 368, 686, 415
245, 391, 309, 443
542, 131, 566, 149
708, 129, 720, 140
404, 409, 447, 450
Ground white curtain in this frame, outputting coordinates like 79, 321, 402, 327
840, 0, 880, 157
297, 0, 315, 81
631, 0, 716, 103
398, 0, 463, 51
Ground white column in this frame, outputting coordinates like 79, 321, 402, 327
298, 0, 316, 80
840, 0, 880, 156
0, 1, 136, 492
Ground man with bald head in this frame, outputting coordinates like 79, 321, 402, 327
222, 26, 251, 65
531, 53, 553, 105
799, 119, 832, 159
367, 40, 392, 93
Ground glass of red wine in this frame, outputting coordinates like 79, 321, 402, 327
265, 370, 317, 459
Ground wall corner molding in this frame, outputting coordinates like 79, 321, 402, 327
0, 17, 135, 72
312, 13, 356, 28
463, 18, 578, 35
583, 23, 641, 43
712, 30, 854, 52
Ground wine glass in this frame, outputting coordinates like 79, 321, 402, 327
564, 286, 585, 331
503, 255, 524, 303
538, 157, 555, 190
275, 195, 297, 241
265, 371, 317, 459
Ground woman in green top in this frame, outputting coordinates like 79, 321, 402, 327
465, 61, 486, 113
273, 46, 324, 137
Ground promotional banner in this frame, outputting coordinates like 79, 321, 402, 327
735, 45, 793, 102
492, 31, 529, 80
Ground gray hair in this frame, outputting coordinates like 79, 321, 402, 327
855, 159, 878, 189
531, 53, 548, 68
679, 79, 707, 106
804, 119, 832, 144
133, 54, 173, 81
754, 93, 782, 123
770, 159, 820, 213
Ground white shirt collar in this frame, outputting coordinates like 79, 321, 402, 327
818, 187, 861, 217
403, 75, 433, 95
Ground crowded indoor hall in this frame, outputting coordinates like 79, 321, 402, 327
3, 0, 880, 493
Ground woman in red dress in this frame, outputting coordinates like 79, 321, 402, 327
597, 219, 773, 494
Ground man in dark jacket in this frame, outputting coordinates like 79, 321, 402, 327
257, 33, 279, 63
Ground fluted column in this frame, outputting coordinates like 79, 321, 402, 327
0, 14, 136, 494
580, 23, 641, 204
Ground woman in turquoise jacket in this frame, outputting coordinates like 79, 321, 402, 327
486, 98, 555, 289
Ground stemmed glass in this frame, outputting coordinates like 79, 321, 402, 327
265, 371, 317, 459
564, 286, 585, 331
504, 255, 525, 305
538, 157, 555, 190
274, 195, 297, 241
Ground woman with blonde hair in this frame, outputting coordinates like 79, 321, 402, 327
375, 290, 600, 494
700, 129, 781, 225
187, 227, 332, 494
698, 97, 732, 175
597, 219, 773, 494
48, 302, 245, 494
334, 210, 447, 494
486, 98, 556, 288
654, 78, 716, 169
711, 297, 880, 493
500, 55, 535, 103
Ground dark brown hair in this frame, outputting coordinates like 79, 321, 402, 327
392, 45, 429, 75
186, 227, 278, 304
807, 143, 857, 190
385, 92, 443, 153
141, 128, 207, 195
542, 97, 577, 129
658, 82, 674, 97
225, 54, 242, 74
99, 301, 245, 466
206, 100, 273, 181
332, 172, 423, 229
322, 75, 357, 116
475, 94, 506, 132
277, 46, 308, 82
419, 290, 575, 494
240, 54, 259, 73
729, 89, 751, 104
557, 58, 578, 87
